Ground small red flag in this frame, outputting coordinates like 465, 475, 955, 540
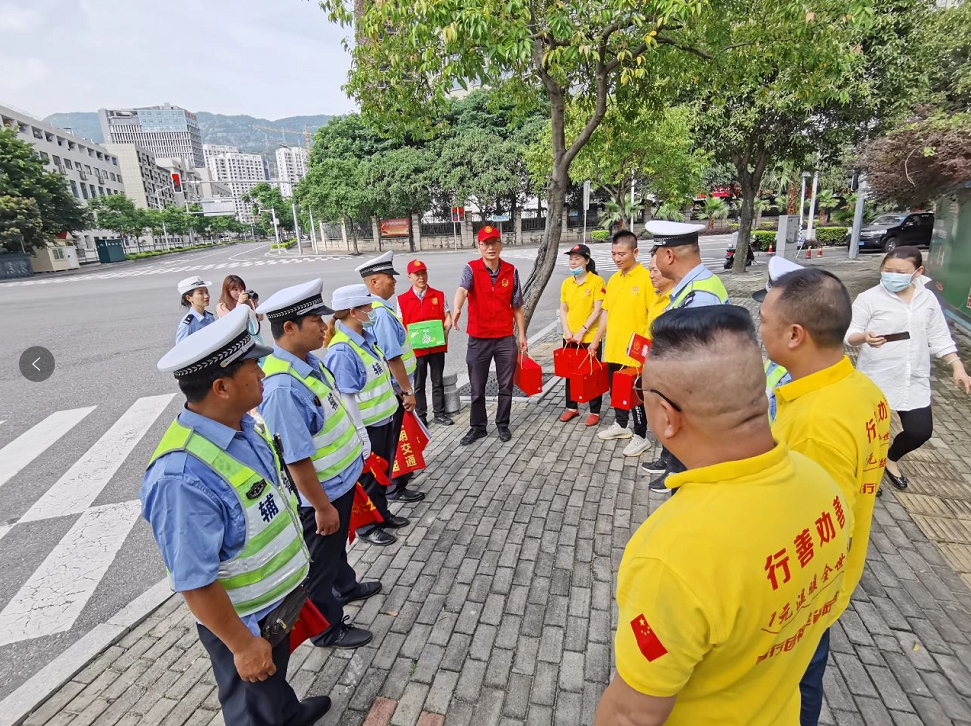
364, 452, 391, 486
630, 614, 668, 662
348, 483, 384, 543
289, 600, 330, 653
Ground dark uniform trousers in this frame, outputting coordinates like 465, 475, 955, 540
298, 483, 357, 643
607, 363, 647, 438
198, 621, 301, 726
357, 419, 395, 533
414, 352, 447, 419
467, 335, 517, 432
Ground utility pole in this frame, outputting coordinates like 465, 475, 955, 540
798, 172, 810, 234
308, 208, 319, 254
291, 201, 303, 255
582, 180, 590, 243
270, 208, 281, 251
806, 169, 820, 245
848, 176, 867, 261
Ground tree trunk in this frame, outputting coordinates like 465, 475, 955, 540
522, 166, 566, 330
787, 183, 799, 215
733, 180, 757, 274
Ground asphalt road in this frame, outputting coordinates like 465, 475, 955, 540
0, 234, 734, 696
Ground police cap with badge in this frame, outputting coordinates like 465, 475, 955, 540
177, 276, 212, 295
255, 279, 334, 321
645, 220, 705, 250
752, 256, 804, 302
355, 250, 399, 278
158, 306, 272, 379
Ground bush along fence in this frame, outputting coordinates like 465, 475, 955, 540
751, 227, 848, 250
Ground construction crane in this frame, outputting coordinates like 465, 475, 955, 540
252, 124, 313, 152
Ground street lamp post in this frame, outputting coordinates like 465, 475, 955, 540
848, 176, 867, 261
291, 201, 303, 255
308, 208, 319, 254
153, 189, 170, 251
806, 169, 820, 245
798, 172, 810, 235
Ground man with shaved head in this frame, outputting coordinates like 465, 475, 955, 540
595, 306, 850, 726
760, 268, 889, 726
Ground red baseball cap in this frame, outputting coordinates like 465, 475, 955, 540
477, 225, 501, 243
407, 260, 427, 274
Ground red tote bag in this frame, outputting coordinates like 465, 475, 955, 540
610, 366, 642, 410
553, 346, 589, 377
514, 353, 544, 396
568, 353, 609, 403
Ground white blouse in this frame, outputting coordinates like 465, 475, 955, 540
846, 278, 957, 411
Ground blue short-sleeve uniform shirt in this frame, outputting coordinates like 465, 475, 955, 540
176, 308, 215, 343
323, 322, 394, 427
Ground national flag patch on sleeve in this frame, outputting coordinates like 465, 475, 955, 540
631, 614, 668, 662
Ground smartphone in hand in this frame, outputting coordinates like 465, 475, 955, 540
882, 331, 911, 342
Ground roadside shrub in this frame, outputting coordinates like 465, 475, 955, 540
816, 226, 848, 245
590, 230, 609, 242
752, 230, 776, 250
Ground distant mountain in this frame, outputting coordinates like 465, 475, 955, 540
42, 111, 334, 159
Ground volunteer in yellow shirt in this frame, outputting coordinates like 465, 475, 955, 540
760, 267, 889, 726
595, 305, 850, 726
558, 243, 607, 425
590, 230, 655, 458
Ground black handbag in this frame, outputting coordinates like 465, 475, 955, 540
259, 585, 308, 647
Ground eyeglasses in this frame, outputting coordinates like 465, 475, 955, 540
648, 388, 683, 412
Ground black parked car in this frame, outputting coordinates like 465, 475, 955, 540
856, 211, 934, 252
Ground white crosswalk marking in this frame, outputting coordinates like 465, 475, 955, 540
0, 408, 95, 492
0, 500, 143, 646
21, 395, 174, 523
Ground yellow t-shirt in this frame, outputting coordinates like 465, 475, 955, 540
560, 272, 607, 344
772, 356, 890, 617
615, 444, 851, 726
646, 287, 672, 340
602, 264, 655, 365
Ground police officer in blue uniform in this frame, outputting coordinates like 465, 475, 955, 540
175, 276, 215, 343
141, 306, 332, 726
356, 251, 425, 503
257, 279, 379, 649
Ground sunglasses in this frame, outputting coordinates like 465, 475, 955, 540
648, 388, 683, 412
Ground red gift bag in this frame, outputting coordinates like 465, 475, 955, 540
393, 411, 427, 477
289, 599, 330, 652
553, 347, 589, 377
610, 366, 642, 410
514, 353, 544, 396
568, 354, 609, 403
348, 483, 384, 543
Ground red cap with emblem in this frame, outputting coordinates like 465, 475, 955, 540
477, 225, 501, 243
407, 260, 427, 274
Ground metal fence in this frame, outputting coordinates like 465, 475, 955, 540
470, 219, 515, 234
420, 221, 460, 237
522, 216, 547, 232
0, 253, 32, 280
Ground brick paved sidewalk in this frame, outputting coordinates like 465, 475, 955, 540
21, 255, 971, 726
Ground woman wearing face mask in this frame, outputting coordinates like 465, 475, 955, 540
846, 246, 971, 489
322, 284, 404, 546
557, 244, 607, 425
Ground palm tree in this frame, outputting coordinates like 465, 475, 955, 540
754, 198, 777, 230
764, 162, 801, 215
655, 202, 686, 222
703, 195, 730, 230
815, 190, 838, 225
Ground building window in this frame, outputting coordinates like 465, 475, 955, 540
63, 159, 71, 169
53, 247, 64, 260
81, 184, 88, 199
53, 155, 61, 166
98, 186, 104, 196
70, 180, 79, 198
85, 165, 92, 174
90, 184, 96, 197
39, 151, 49, 162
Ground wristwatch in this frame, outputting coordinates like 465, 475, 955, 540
403, 389, 415, 397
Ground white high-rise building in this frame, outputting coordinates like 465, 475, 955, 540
203, 144, 267, 223
275, 145, 309, 198
99, 104, 204, 168
103, 143, 174, 210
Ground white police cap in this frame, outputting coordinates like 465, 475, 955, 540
645, 220, 705, 247
355, 250, 399, 277
331, 284, 373, 311
255, 279, 334, 321
177, 276, 212, 295
158, 306, 271, 378
752, 256, 805, 302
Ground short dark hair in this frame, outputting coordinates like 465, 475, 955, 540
650, 305, 757, 359
270, 315, 306, 340
612, 230, 638, 249
882, 245, 922, 270
772, 268, 851, 348
177, 358, 247, 403
180, 294, 191, 308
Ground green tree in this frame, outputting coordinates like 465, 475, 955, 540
296, 159, 371, 253
244, 183, 293, 234
0, 128, 88, 253
924, 2, 971, 111
363, 146, 436, 251
88, 194, 147, 248
702, 196, 730, 230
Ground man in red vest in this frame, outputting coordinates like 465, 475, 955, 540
398, 259, 454, 427
453, 225, 528, 445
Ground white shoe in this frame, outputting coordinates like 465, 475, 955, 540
597, 422, 633, 441
623, 435, 652, 457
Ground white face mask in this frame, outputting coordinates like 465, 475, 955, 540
881, 271, 915, 293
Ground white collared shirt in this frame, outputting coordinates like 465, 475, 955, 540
846, 278, 957, 411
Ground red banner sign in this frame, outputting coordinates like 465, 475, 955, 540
380, 218, 410, 237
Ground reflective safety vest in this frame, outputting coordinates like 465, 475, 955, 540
765, 359, 790, 424
668, 273, 730, 310
261, 355, 363, 481
329, 330, 399, 426
372, 299, 417, 376
148, 420, 309, 617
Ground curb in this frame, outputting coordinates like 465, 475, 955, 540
0, 580, 173, 726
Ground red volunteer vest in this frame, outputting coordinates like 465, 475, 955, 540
467, 258, 516, 339
397, 287, 448, 357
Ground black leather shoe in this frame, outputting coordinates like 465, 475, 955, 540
434, 414, 454, 426
336, 581, 381, 606
885, 469, 909, 490
641, 457, 668, 474
317, 618, 373, 649
649, 472, 670, 492
358, 528, 397, 546
498, 427, 512, 442
419, 415, 429, 427
293, 695, 331, 725
461, 428, 487, 446
380, 514, 411, 529
387, 487, 425, 503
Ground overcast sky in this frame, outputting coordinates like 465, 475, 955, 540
0, 0, 357, 119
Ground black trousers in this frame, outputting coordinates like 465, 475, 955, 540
888, 405, 934, 462
467, 335, 517, 432
659, 446, 687, 474
563, 340, 603, 414
415, 352, 446, 418
299, 484, 357, 642
357, 420, 395, 534
607, 363, 646, 437
198, 621, 301, 726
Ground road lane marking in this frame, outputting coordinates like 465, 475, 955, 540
21, 395, 174, 522
0, 500, 143, 646
0, 408, 95, 492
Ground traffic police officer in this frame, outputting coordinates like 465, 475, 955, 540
141, 306, 332, 726
324, 284, 409, 546
356, 251, 425, 503
753, 256, 803, 422
256, 279, 380, 650
175, 276, 215, 343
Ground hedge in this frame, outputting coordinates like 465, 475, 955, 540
752, 230, 776, 250
269, 240, 296, 250
816, 227, 848, 245
124, 239, 243, 261
590, 230, 609, 242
